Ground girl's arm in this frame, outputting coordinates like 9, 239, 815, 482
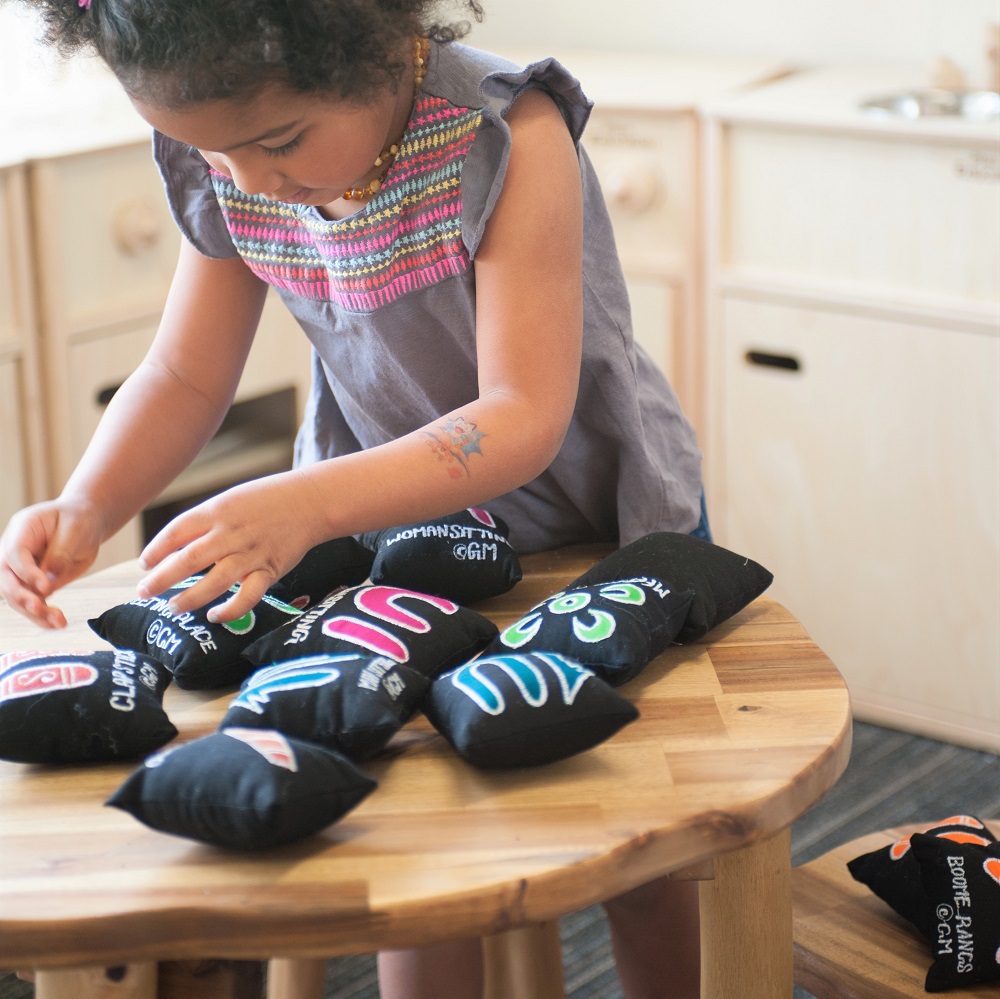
0, 242, 267, 626
63, 242, 269, 530
138, 88, 585, 621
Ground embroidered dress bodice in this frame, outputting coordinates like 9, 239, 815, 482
211, 95, 482, 310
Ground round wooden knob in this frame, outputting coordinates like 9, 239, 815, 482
604, 165, 660, 214
113, 200, 161, 256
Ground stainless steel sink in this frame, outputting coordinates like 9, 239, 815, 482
860, 89, 1000, 121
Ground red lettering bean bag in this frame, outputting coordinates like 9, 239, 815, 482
0, 649, 176, 764
242, 583, 498, 681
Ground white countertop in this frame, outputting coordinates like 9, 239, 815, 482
0, 49, 789, 169
494, 48, 792, 111
700, 63, 1000, 144
0, 74, 153, 169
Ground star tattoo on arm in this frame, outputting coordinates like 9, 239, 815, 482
421, 416, 486, 479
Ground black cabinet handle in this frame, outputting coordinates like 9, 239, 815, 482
744, 350, 801, 372
96, 384, 122, 406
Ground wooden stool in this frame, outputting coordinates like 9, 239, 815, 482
792, 821, 1000, 999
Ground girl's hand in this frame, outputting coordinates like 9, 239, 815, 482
136, 470, 329, 622
0, 500, 103, 629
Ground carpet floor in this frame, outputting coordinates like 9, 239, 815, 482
2, 720, 998, 999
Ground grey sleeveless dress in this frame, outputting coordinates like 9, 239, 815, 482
153, 41, 703, 553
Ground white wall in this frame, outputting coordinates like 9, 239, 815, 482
467, 0, 1000, 90
1, 5, 112, 108
3, 0, 999, 96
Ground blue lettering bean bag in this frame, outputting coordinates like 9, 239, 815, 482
423, 651, 639, 769
219, 652, 430, 761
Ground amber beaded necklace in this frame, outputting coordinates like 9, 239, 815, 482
342, 35, 429, 201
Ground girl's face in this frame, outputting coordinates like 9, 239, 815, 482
132, 79, 412, 216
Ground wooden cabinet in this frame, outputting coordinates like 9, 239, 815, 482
29, 142, 182, 507
704, 66, 1000, 751
0, 164, 45, 530
719, 297, 999, 749
24, 138, 312, 569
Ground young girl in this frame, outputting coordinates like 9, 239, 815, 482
0, 1, 703, 995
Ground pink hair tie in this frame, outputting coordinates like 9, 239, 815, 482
78, 0, 92, 8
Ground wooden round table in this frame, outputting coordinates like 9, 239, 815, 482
0, 546, 852, 998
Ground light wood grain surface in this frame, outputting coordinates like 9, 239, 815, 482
0, 545, 852, 973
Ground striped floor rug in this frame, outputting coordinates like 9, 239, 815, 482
3, 720, 998, 999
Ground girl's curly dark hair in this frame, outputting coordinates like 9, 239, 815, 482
9, 0, 484, 106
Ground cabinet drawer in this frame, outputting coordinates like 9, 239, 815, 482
54, 291, 310, 486
584, 109, 694, 265
31, 142, 180, 337
716, 294, 1000, 749
66, 324, 155, 468
0, 357, 30, 526
722, 126, 1000, 306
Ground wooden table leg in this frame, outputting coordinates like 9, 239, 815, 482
33, 963, 157, 999
699, 827, 792, 999
267, 958, 329, 999
482, 920, 566, 999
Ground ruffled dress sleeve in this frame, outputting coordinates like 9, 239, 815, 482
429, 45, 592, 258
152, 131, 240, 259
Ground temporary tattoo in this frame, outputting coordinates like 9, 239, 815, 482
422, 417, 486, 479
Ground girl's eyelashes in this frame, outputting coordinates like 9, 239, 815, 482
260, 135, 303, 157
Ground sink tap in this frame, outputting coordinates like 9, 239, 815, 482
929, 56, 966, 92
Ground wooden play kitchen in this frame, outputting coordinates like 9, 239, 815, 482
700, 64, 1000, 753
0, 545, 851, 998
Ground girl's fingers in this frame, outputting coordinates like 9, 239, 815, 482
203, 573, 272, 624
0, 565, 65, 629
40, 605, 67, 629
141, 557, 272, 624
138, 508, 211, 575
137, 557, 205, 601
7, 556, 51, 597
2, 532, 53, 597
137, 532, 218, 599
162, 564, 236, 617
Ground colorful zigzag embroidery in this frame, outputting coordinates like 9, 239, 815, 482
210, 95, 482, 312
